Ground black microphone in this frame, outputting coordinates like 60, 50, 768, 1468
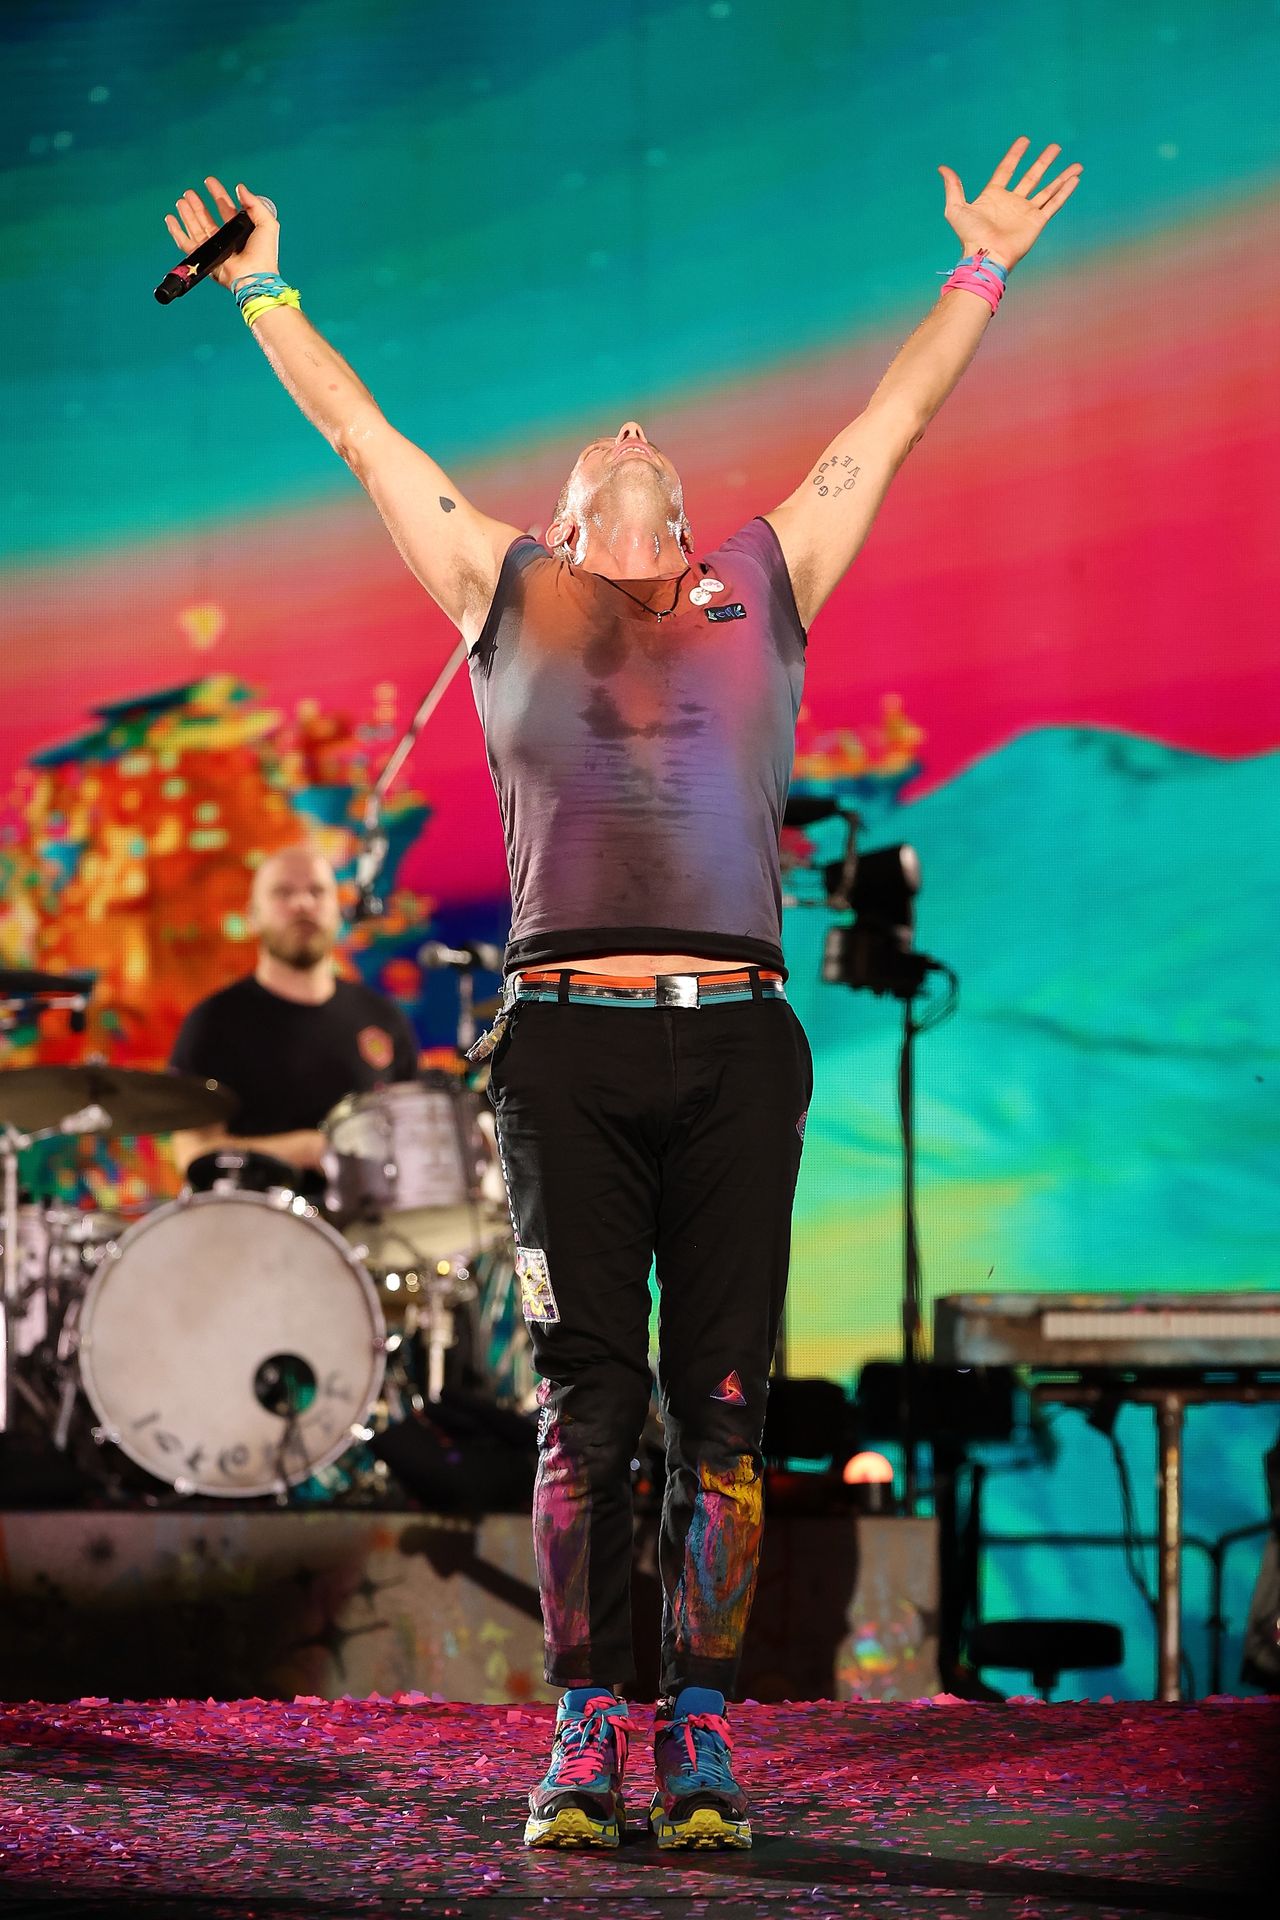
418, 940, 505, 974
154, 197, 277, 304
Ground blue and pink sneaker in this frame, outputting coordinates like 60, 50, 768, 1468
649, 1685, 752, 1849
524, 1688, 631, 1849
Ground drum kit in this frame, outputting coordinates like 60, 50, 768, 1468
0, 966, 531, 1505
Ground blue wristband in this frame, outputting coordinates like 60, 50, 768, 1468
233, 271, 288, 309
960, 252, 1008, 284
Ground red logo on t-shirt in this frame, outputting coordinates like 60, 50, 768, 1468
357, 1025, 394, 1072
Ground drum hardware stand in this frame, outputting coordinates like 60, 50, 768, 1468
52, 1354, 79, 1453
1, 1121, 33, 1436
383, 1337, 427, 1419
366, 1214, 479, 1405
457, 971, 475, 1054
0, 1118, 87, 1438
0, 971, 94, 1436
271, 1409, 310, 1507
422, 1268, 475, 1403
473, 1246, 536, 1409
351, 637, 469, 923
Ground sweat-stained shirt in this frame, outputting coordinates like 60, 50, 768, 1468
467, 516, 807, 975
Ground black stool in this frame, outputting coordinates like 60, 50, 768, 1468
967, 1618, 1125, 1701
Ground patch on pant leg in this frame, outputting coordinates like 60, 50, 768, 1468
797, 1108, 808, 1142
711, 1370, 746, 1405
515, 1245, 559, 1325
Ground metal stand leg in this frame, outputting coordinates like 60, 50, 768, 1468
1155, 1391, 1185, 1702
1, 1128, 29, 1436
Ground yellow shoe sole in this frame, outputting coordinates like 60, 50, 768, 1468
650, 1803, 752, 1850
524, 1803, 623, 1849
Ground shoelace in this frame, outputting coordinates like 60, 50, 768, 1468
552, 1697, 629, 1787
661, 1711, 736, 1787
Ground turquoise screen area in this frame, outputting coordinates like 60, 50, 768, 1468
2, 0, 1279, 1699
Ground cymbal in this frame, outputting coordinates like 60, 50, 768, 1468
0, 967, 95, 1002
0, 1065, 237, 1140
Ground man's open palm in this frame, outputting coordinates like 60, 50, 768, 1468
939, 136, 1083, 269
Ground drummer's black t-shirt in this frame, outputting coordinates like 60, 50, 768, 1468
169, 975, 418, 1137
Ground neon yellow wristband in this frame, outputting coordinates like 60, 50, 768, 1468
241, 286, 302, 328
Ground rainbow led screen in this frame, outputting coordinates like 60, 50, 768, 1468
2, 0, 1278, 1697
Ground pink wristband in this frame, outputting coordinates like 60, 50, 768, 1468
941, 247, 1005, 314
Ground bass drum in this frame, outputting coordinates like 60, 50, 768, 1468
75, 1191, 386, 1498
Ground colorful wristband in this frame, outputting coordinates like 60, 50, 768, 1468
241, 286, 302, 328
959, 250, 1008, 284
233, 271, 289, 308
940, 247, 1007, 314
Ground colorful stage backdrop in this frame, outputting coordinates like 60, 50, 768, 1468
2, 0, 1278, 1697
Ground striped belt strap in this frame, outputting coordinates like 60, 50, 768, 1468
507, 967, 787, 1009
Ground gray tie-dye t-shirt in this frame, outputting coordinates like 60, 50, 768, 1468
468, 516, 807, 974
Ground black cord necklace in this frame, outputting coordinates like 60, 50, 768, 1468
592, 567, 689, 622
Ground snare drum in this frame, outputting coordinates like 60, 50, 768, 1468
75, 1190, 386, 1497
324, 1076, 508, 1274
185, 1147, 306, 1196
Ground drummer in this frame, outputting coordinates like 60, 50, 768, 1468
169, 846, 418, 1194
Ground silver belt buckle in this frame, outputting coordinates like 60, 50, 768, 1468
656, 973, 699, 1009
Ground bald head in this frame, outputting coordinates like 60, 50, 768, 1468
250, 846, 341, 970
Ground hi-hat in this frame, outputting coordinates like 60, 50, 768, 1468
0, 967, 95, 1003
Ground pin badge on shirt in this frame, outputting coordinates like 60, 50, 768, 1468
688, 577, 725, 608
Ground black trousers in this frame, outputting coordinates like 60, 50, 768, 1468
487, 987, 812, 1697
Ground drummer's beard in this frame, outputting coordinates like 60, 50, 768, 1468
262, 921, 332, 970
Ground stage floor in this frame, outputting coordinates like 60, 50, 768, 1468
1, 1698, 1275, 1918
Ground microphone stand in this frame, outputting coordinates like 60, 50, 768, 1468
351, 638, 470, 923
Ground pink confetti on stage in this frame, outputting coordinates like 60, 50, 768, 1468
0, 1695, 1275, 1917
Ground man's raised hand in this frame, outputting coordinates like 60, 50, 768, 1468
938, 137, 1083, 270
163, 175, 280, 290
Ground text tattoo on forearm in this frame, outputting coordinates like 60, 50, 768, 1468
812, 456, 861, 499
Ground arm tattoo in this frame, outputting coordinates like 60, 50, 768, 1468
811, 455, 860, 499
439, 496, 456, 513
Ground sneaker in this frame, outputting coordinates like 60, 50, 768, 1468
524, 1688, 631, 1849
649, 1685, 751, 1849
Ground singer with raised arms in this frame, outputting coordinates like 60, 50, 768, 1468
162, 147, 1083, 1851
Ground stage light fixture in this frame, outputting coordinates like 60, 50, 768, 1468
836, 1451, 898, 1512
840, 1448, 896, 1513
842, 1449, 895, 1485
821, 837, 927, 998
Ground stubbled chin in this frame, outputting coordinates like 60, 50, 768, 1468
268, 934, 330, 969
597, 464, 670, 509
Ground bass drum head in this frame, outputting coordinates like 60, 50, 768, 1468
77, 1192, 386, 1498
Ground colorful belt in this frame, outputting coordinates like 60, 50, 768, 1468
467, 967, 786, 1059
511, 967, 787, 1009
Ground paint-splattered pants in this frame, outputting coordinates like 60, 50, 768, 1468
487, 988, 812, 1697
